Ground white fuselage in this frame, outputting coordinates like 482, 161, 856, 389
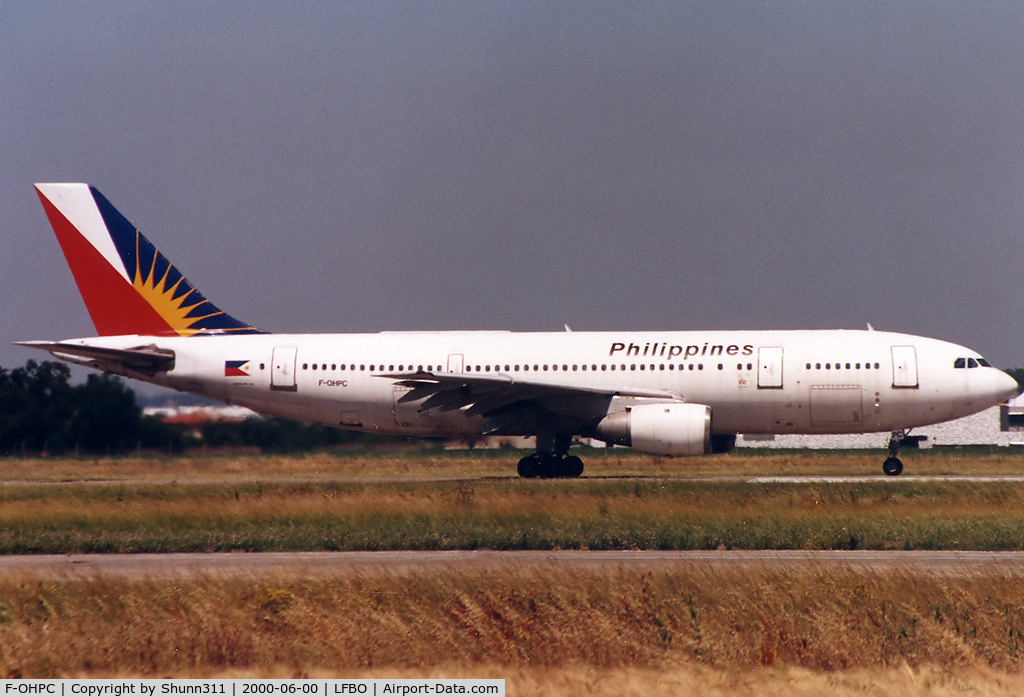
64, 329, 1017, 440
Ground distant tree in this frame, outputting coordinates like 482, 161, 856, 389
202, 417, 362, 452
0, 360, 74, 453
66, 372, 145, 452
0, 360, 187, 455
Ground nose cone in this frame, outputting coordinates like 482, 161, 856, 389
992, 370, 1020, 405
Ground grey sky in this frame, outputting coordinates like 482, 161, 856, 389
2, 1, 1023, 378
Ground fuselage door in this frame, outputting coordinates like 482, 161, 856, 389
757, 346, 784, 389
891, 345, 919, 388
447, 353, 464, 373
271, 346, 298, 392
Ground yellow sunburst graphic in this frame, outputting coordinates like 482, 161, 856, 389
132, 237, 223, 337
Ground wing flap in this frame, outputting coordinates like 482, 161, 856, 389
377, 368, 681, 426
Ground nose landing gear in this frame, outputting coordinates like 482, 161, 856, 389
882, 430, 905, 476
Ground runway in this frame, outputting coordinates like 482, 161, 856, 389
6, 474, 1024, 488
4, 550, 1024, 579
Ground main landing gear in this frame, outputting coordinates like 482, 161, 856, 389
517, 452, 584, 478
517, 432, 585, 478
882, 430, 905, 476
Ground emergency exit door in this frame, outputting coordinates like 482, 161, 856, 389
271, 346, 298, 391
758, 346, 784, 388
891, 346, 919, 388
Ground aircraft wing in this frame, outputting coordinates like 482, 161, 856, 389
377, 368, 681, 435
15, 340, 175, 376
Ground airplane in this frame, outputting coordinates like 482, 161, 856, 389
18, 183, 1019, 477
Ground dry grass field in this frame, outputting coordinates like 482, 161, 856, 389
5, 449, 1024, 693
4, 564, 1024, 694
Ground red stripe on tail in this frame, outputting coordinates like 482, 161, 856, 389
37, 190, 176, 336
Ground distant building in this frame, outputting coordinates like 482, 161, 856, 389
144, 403, 259, 438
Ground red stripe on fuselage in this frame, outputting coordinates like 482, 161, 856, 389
37, 190, 177, 337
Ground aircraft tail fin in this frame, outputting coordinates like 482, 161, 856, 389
34, 183, 263, 337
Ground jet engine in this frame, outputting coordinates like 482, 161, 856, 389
594, 402, 712, 457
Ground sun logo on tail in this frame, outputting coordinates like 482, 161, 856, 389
132, 232, 228, 336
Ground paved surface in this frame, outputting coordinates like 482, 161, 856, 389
3, 550, 1024, 579
6, 474, 1024, 488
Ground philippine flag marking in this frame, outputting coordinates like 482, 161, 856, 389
225, 360, 251, 377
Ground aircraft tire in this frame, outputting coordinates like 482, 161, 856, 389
563, 455, 584, 478
517, 454, 542, 478
538, 455, 563, 479
882, 456, 904, 477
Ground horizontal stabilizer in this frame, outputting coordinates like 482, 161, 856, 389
16, 341, 175, 376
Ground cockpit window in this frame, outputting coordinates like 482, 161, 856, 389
978, 358, 991, 367
954, 357, 966, 369
968, 358, 979, 368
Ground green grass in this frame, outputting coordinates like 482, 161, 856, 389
3, 455, 1024, 551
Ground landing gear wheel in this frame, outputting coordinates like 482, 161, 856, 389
518, 454, 585, 478
539, 455, 563, 479
883, 430, 906, 477
562, 455, 584, 478
517, 454, 542, 478
882, 456, 904, 477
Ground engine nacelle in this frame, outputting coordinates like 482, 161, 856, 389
594, 402, 712, 457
